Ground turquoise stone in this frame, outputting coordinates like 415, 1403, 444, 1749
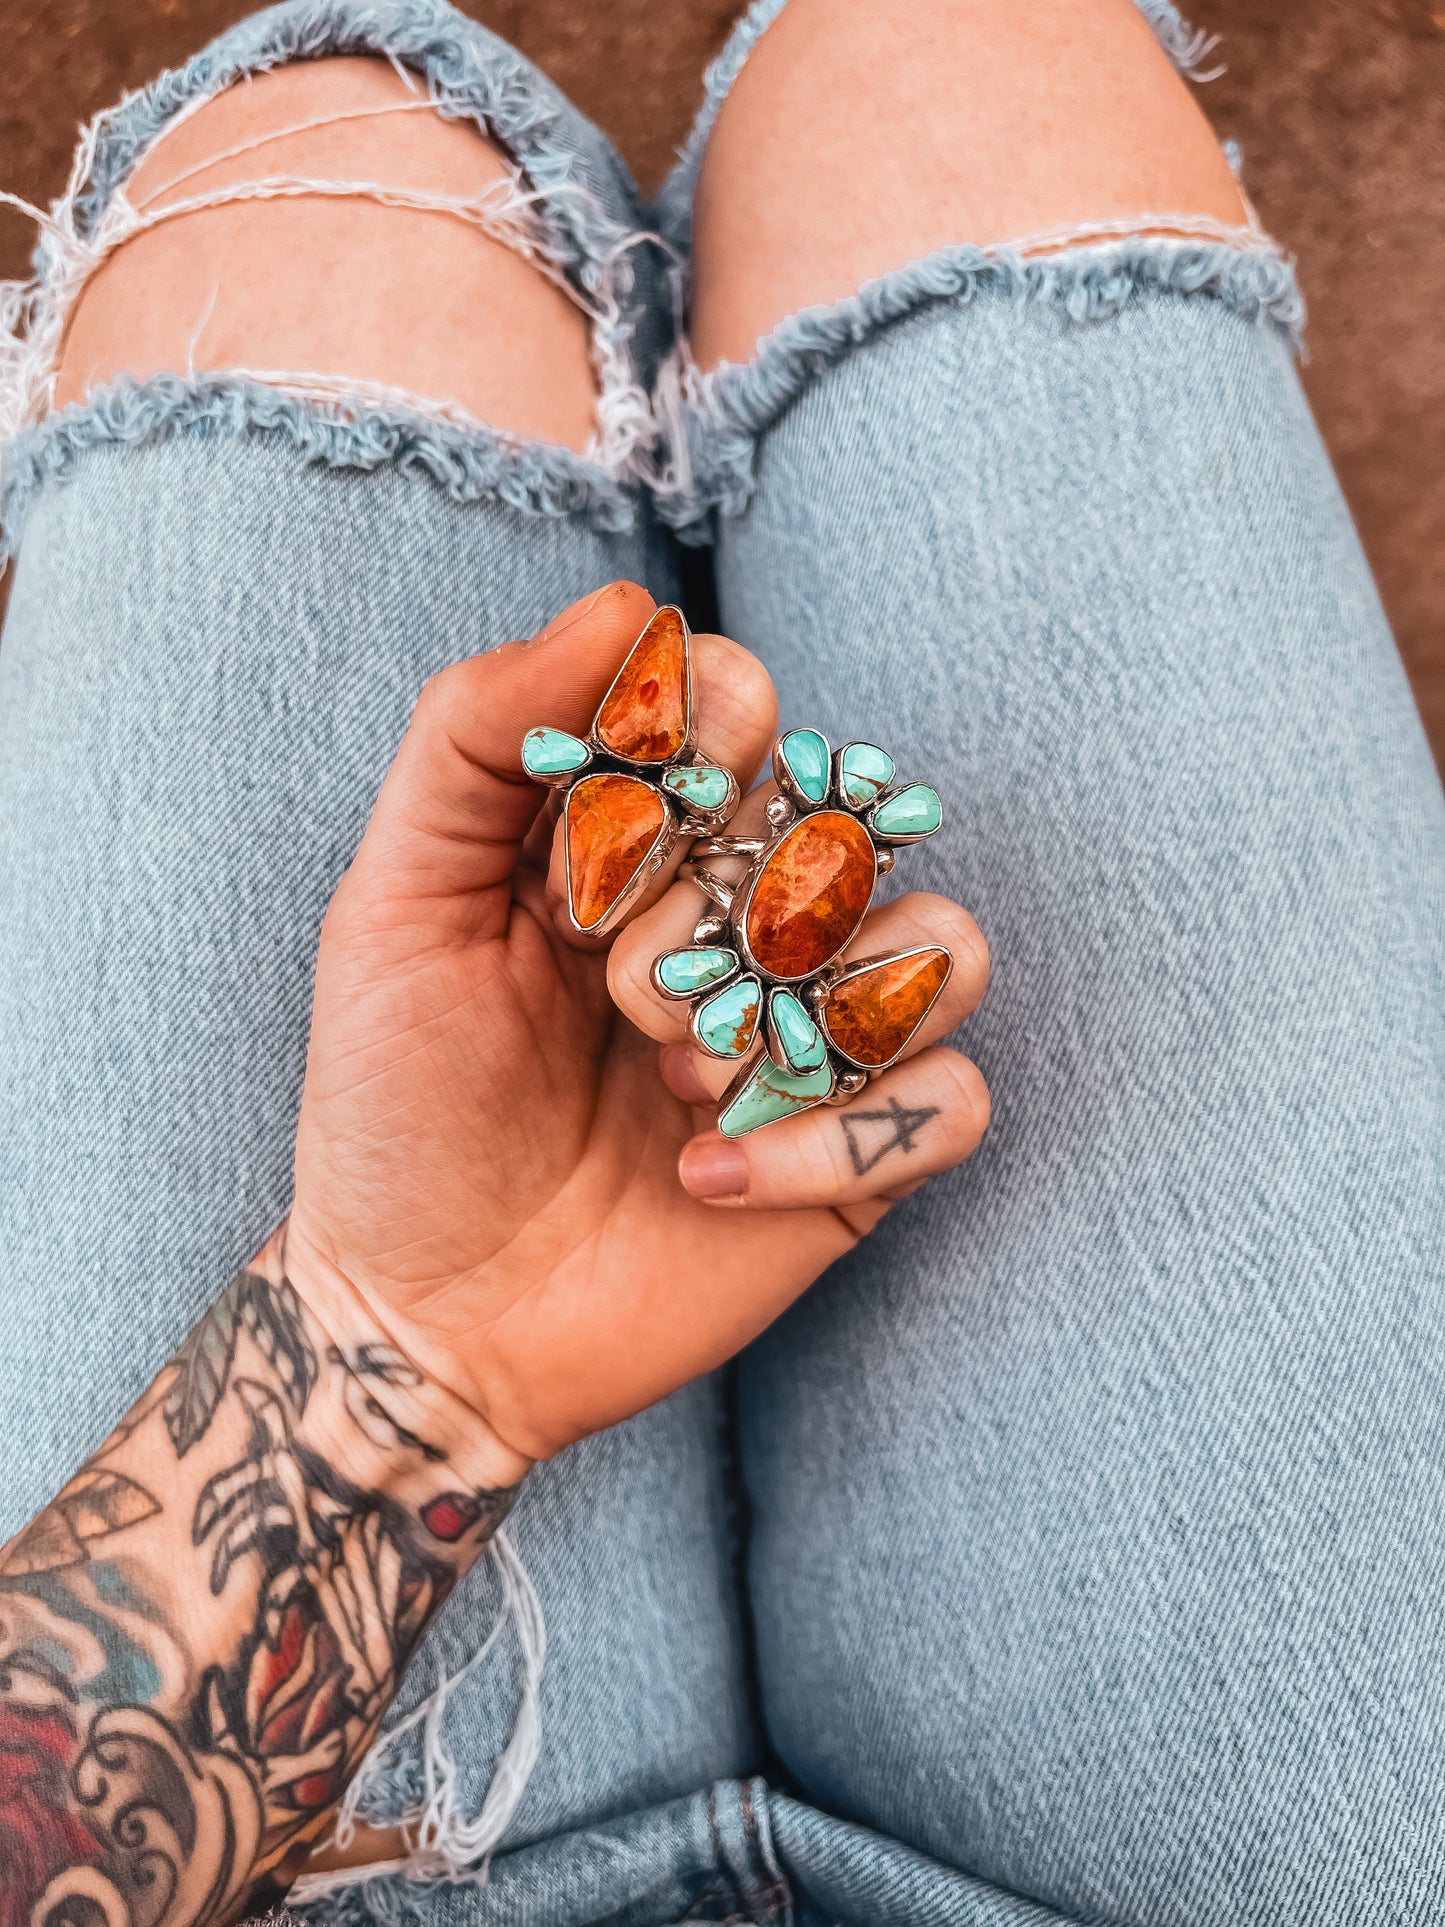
663, 764, 732, 812
769, 988, 828, 1073
522, 726, 590, 778
838, 741, 894, 809
655, 947, 737, 996
718, 1052, 835, 1138
695, 976, 762, 1057
779, 728, 831, 803
871, 782, 943, 839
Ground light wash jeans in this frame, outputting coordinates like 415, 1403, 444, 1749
1, 2, 1442, 1923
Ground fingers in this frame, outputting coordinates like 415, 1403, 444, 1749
676, 1047, 990, 1210
544, 630, 778, 944
611, 883, 990, 1056
346, 581, 659, 925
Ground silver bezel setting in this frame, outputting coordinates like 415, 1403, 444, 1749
649, 946, 741, 1003
592, 607, 698, 771
687, 973, 763, 1060
727, 807, 879, 984
525, 605, 747, 936
816, 943, 955, 1072
562, 778, 680, 939
666, 728, 950, 1132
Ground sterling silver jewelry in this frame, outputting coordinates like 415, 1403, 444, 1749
651, 728, 952, 1137
522, 606, 740, 937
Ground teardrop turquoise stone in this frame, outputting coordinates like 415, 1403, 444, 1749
655, 947, 737, 996
769, 988, 828, 1073
838, 742, 894, 809
718, 1052, 835, 1138
663, 764, 732, 812
780, 728, 831, 803
871, 782, 942, 839
695, 976, 762, 1057
522, 726, 590, 778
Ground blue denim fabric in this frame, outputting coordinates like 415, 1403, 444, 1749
714, 290, 1445, 1925
0, 7, 764, 1918
2, 1, 1443, 1924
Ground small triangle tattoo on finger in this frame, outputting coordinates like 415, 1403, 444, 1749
840, 1096, 941, 1176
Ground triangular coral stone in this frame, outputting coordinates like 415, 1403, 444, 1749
566, 773, 667, 930
822, 947, 951, 1067
595, 607, 689, 763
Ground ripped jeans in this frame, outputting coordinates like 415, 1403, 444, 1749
1, 2, 1442, 1925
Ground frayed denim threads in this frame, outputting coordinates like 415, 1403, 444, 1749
652, 234, 1304, 538
1, 372, 638, 549
0, 0, 668, 561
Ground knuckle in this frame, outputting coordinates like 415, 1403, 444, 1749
808, 1117, 857, 1195
939, 1051, 991, 1144
695, 636, 778, 741
413, 661, 469, 734
605, 931, 647, 1013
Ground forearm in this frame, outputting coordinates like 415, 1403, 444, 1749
0, 1224, 523, 1922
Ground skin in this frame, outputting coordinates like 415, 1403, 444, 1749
0, 586, 989, 1912
288, 580, 990, 1466
689, 0, 1249, 368
14, 0, 1250, 1886
54, 57, 599, 450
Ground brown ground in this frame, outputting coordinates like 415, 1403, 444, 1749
2, 0, 1441, 764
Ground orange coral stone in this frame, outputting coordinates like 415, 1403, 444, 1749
822, 947, 951, 1066
595, 607, 689, 762
744, 810, 876, 979
566, 773, 667, 929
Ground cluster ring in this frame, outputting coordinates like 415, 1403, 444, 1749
654, 725, 953, 1137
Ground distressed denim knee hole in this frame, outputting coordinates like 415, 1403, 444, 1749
644, 0, 1303, 542
0, 0, 676, 561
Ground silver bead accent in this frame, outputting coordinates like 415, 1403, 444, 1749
834, 1068, 870, 1100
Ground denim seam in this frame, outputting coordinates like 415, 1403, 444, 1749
0, 0, 664, 560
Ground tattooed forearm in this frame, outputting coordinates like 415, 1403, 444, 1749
0, 1229, 519, 1925
840, 1096, 941, 1177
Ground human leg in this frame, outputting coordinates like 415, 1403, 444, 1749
666, 3, 1445, 1922
0, 13, 775, 1920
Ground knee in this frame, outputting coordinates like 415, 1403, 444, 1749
689, 0, 1248, 368
54, 54, 598, 449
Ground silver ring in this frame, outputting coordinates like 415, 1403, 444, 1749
651, 727, 950, 1137
520, 605, 741, 936
687, 835, 769, 859
677, 863, 736, 910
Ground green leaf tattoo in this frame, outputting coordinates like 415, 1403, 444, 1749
163, 1270, 317, 1458
164, 1287, 242, 1457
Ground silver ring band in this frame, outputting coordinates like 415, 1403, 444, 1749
687, 835, 768, 859
677, 863, 736, 909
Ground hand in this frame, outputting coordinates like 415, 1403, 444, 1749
287, 582, 990, 1478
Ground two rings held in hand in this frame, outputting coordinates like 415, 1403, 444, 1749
522, 606, 952, 1138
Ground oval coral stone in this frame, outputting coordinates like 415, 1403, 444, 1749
595, 606, 689, 762
822, 946, 951, 1066
566, 774, 667, 929
744, 810, 876, 979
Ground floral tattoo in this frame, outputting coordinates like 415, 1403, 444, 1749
0, 1234, 516, 1924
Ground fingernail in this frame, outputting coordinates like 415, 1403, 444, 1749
679, 1134, 749, 1202
528, 584, 616, 647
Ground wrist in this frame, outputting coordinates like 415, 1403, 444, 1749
266, 1217, 536, 1500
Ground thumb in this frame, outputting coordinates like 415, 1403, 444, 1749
340, 581, 658, 934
